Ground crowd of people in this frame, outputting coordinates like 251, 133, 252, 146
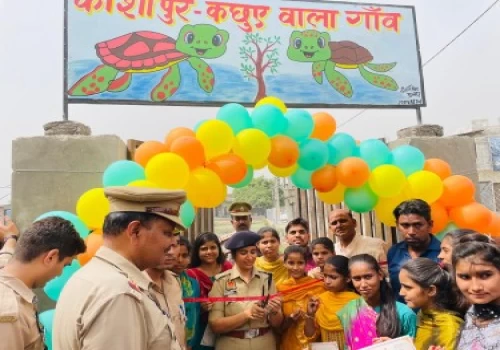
1, 186, 500, 350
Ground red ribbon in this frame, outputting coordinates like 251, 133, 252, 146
183, 278, 322, 303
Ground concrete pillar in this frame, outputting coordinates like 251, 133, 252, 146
12, 122, 127, 231
11, 121, 127, 312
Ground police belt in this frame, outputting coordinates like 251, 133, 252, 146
226, 327, 270, 339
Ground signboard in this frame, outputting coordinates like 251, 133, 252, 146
65, 0, 426, 108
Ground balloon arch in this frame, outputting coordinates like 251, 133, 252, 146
38, 97, 500, 333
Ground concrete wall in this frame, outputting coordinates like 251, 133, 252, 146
12, 135, 127, 232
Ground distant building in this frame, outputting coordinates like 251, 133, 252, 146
0, 204, 11, 224
455, 119, 500, 212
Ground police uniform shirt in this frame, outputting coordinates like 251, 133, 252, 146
53, 246, 182, 350
209, 266, 276, 350
147, 270, 186, 349
0, 270, 45, 350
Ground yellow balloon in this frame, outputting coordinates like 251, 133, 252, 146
369, 165, 407, 198
127, 180, 160, 188
407, 170, 444, 204
76, 188, 110, 230
317, 184, 346, 204
186, 168, 227, 208
196, 120, 234, 159
254, 158, 268, 170
269, 163, 298, 177
233, 129, 271, 167
145, 153, 189, 189
374, 194, 407, 226
255, 96, 287, 113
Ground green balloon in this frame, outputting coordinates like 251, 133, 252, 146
44, 260, 81, 301
284, 109, 314, 142
180, 200, 196, 228
35, 211, 90, 239
435, 222, 459, 241
102, 160, 145, 187
216, 103, 253, 134
39, 309, 55, 350
344, 184, 379, 213
360, 139, 392, 169
230, 166, 254, 188
298, 139, 328, 171
291, 167, 313, 189
391, 145, 425, 176
251, 105, 287, 137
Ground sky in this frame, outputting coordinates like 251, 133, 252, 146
1, 0, 499, 205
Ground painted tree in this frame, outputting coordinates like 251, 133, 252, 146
239, 33, 281, 102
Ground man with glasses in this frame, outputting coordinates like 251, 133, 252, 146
388, 199, 441, 303
329, 208, 388, 274
220, 202, 253, 259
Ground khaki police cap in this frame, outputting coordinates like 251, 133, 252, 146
104, 186, 187, 230
229, 202, 252, 217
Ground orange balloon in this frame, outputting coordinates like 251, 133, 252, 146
424, 159, 452, 180
164, 127, 195, 150
430, 202, 449, 234
268, 135, 299, 168
487, 214, 500, 237
170, 136, 206, 170
206, 154, 247, 185
310, 112, 337, 141
449, 202, 494, 232
77, 231, 104, 266
336, 157, 370, 188
312, 165, 337, 192
134, 141, 168, 167
439, 175, 475, 208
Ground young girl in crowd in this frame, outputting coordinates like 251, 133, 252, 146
438, 229, 492, 271
187, 233, 232, 350
454, 242, 500, 349
277, 245, 325, 350
308, 237, 335, 280
399, 258, 463, 349
172, 236, 201, 350
255, 227, 288, 285
338, 254, 416, 350
304, 256, 359, 348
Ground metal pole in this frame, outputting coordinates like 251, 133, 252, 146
416, 107, 422, 125
63, 0, 69, 121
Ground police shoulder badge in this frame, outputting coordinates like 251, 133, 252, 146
225, 279, 237, 292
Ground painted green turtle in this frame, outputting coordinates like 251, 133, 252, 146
287, 30, 398, 98
69, 24, 229, 101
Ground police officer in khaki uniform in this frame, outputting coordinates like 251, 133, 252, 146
209, 231, 283, 350
53, 187, 186, 350
145, 234, 187, 349
220, 202, 253, 259
0, 217, 86, 350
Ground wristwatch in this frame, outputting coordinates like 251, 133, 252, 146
3, 234, 19, 243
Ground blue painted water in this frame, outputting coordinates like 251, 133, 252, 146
68, 59, 405, 105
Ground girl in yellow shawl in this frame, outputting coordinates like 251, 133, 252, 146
304, 256, 359, 349
255, 227, 288, 285
399, 258, 463, 350
277, 245, 325, 350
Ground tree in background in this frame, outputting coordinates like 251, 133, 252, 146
239, 33, 281, 102
233, 176, 284, 214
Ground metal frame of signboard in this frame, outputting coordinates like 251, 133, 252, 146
62, 0, 426, 120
